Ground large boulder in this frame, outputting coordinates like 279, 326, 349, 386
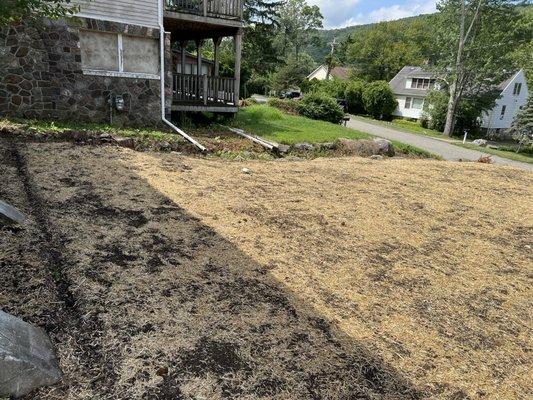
373, 138, 395, 156
0, 310, 62, 397
472, 139, 488, 147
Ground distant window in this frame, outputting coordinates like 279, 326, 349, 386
412, 98, 424, 109
513, 83, 522, 96
80, 30, 159, 76
405, 97, 412, 109
411, 78, 435, 90
500, 105, 507, 117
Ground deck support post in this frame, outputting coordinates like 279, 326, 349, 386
213, 37, 222, 103
180, 41, 187, 100
195, 39, 204, 100
234, 30, 242, 106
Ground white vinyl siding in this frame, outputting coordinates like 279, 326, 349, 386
481, 70, 529, 130
75, 0, 159, 28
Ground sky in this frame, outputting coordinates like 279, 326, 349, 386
307, 0, 438, 29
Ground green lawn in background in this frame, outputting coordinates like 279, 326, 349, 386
458, 143, 533, 164
351, 115, 446, 139
233, 105, 370, 144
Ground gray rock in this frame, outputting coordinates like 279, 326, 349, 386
0, 310, 62, 397
370, 155, 384, 160
373, 138, 395, 156
293, 142, 314, 152
472, 139, 488, 147
0, 200, 26, 225
319, 142, 337, 151
242, 167, 252, 174
276, 144, 291, 154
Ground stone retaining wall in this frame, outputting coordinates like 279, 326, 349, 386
0, 18, 171, 127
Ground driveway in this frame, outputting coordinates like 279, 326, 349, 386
347, 117, 533, 172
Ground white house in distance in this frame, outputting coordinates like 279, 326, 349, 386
307, 65, 350, 81
389, 66, 529, 134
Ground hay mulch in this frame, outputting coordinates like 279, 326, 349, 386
1, 139, 531, 400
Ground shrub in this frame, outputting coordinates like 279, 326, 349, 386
241, 97, 259, 107
362, 81, 397, 119
267, 98, 299, 115
244, 104, 284, 121
297, 93, 345, 124
345, 80, 365, 114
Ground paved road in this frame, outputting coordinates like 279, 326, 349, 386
347, 117, 533, 172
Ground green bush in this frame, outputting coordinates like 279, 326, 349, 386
297, 93, 345, 124
267, 98, 299, 114
345, 80, 365, 114
362, 81, 397, 119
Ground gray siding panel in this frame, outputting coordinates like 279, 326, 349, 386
75, 0, 159, 28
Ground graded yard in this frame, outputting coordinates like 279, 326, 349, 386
1, 139, 531, 399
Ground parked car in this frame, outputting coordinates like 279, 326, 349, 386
280, 90, 302, 100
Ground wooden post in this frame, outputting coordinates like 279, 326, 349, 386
233, 30, 242, 105
180, 41, 187, 100
213, 37, 222, 77
213, 37, 222, 103
203, 75, 208, 105
195, 39, 204, 100
203, 0, 208, 16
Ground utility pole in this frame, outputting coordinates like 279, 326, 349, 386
325, 37, 337, 80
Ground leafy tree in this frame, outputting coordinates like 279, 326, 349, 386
362, 81, 398, 119
434, 0, 526, 136
276, 0, 323, 60
509, 96, 533, 151
346, 18, 435, 81
344, 80, 366, 114
0, 0, 79, 24
422, 89, 499, 134
271, 54, 313, 92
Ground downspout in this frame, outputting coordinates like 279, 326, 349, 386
158, 0, 206, 152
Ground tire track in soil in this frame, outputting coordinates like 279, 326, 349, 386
8, 141, 119, 398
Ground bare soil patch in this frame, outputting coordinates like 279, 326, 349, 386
1, 139, 531, 400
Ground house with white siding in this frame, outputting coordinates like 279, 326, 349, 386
0, 0, 244, 130
389, 66, 529, 134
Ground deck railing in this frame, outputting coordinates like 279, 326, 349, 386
166, 0, 243, 19
173, 74, 236, 106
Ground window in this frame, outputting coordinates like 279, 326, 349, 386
513, 83, 522, 96
80, 30, 159, 77
412, 98, 424, 109
500, 105, 507, 118
405, 97, 412, 109
80, 31, 119, 71
411, 78, 436, 90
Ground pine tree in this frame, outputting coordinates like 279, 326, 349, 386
509, 96, 533, 151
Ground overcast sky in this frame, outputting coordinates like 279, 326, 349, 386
307, 0, 438, 29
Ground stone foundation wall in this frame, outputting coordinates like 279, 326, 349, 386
0, 18, 170, 127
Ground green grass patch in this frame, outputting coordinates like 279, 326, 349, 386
352, 115, 446, 139
0, 118, 181, 143
457, 144, 533, 164
233, 105, 370, 144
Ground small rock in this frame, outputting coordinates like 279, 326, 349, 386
0, 310, 62, 397
472, 139, 488, 147
99, 133, 113, 143
159, 141, 171, 151
370, 155, 384, 160
277, 144, 290, 154
293, 142, 314, 152
373, 138, 395, 156
242, 168, 252, 174
0, 200, 26, 225
156, 366, 168, 377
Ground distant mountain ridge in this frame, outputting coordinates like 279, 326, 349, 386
308, 13, 433, 63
